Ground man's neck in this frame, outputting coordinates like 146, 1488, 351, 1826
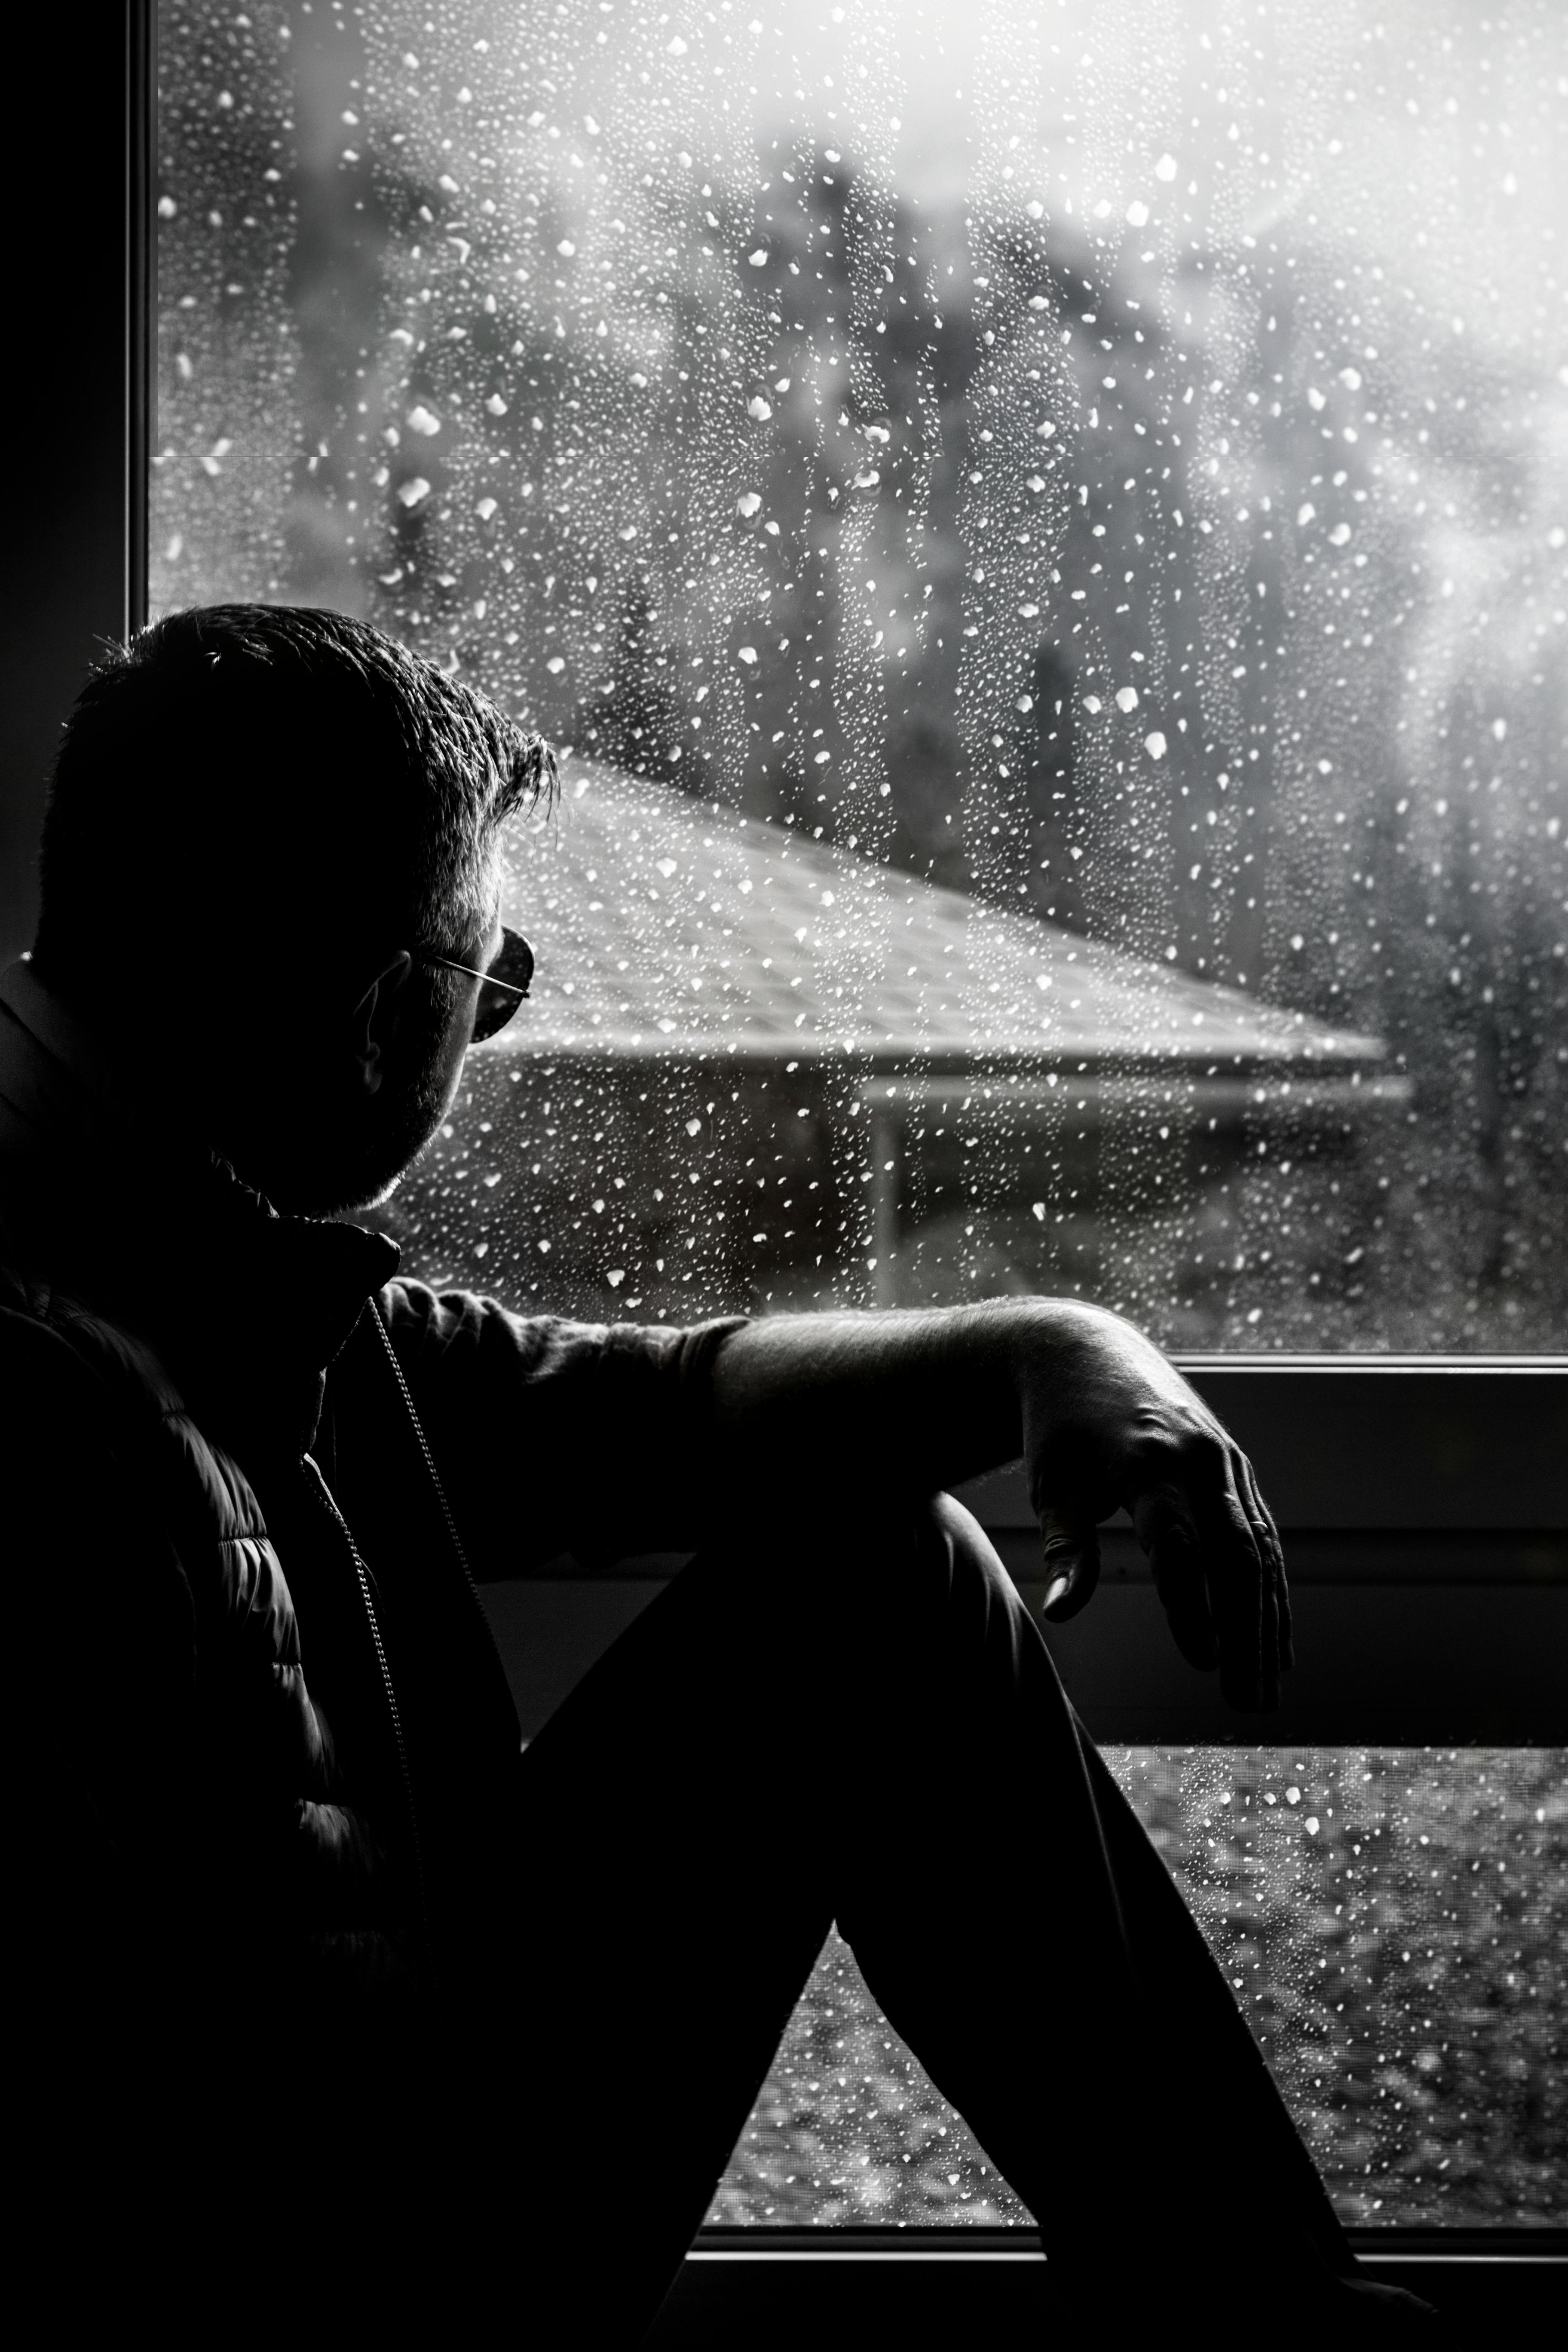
0, 955, 236, 1236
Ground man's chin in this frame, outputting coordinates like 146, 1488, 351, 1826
244, 1109, 444, 1219
355, 1162, 413, 1212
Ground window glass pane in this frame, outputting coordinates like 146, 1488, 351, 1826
155, 0, 1568, 1348
713, 1748, 1566, 2229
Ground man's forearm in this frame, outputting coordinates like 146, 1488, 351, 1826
706, 1294, 1152, 1504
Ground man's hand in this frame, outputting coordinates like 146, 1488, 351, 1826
1019, 1308, 1292, 1711
706, 1293, 1291, 1711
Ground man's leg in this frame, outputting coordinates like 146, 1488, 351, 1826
458, 1496, 1387, 2339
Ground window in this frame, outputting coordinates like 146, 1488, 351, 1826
152, 0, 1567, 1354
13, 0, 1560, 2270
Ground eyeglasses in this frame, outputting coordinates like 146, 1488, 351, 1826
416, 924, 535, 1041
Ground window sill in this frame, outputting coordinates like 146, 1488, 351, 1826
644, 2227, 1568, 2343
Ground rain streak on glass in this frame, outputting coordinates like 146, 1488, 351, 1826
155, 0, 1568, 2234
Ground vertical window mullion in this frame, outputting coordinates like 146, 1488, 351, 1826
126, 0, 156, 639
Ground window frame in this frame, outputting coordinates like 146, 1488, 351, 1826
3, 2, 1560, 2295
0, 0, 151, 967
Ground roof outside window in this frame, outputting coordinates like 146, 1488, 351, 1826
498, 763, 1395, 1098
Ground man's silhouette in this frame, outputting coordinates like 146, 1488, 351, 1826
0, 606, 1436, 2338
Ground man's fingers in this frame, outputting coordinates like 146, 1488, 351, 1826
1134, 1485, 1219, 1670
1277, 1557, 1295, 1674
1138, 1453, 1283, 1709
1038, 1510, 1101, 1622
1213, 1452, 1286, 1706
1096, 1379, 1289, 1709
1240, 1455, 1293, 1675
1197, 1461, 1276, 1712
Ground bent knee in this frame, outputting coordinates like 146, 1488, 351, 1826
836, 1488, 1029, 1628
921, 1489, 1030, 1613
726, 1484, 1029, 1639
853, 1491, 1057, 1713
925, 1487, 1004, 1567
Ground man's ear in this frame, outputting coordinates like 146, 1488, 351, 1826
350, 953, 415, 1094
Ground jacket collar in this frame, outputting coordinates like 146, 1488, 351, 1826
0, 957, 400, 1453
0, 957, 106, 1175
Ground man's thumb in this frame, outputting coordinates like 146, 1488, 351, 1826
1038, 1510, 1101, 1621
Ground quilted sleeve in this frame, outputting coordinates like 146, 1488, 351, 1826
1, 1303, 199, 1959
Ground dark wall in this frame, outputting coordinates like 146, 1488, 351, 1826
0, 1, 144, 962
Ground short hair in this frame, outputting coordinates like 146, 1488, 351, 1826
34, 604, 554, 1013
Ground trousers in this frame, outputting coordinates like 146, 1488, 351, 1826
465, 1494, 1350, 2339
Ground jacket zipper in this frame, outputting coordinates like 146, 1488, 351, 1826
301, 1452, 433, 1976
369, 1301, 513, 1691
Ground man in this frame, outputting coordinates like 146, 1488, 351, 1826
2, 605, 1435, 2340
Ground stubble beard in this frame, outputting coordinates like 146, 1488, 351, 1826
309, 1050, 457, 1214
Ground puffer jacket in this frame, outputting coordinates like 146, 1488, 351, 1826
0, 960, 741, 2302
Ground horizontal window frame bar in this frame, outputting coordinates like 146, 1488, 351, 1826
482, 1570, 1568, 1744
1000, 1525, 1568, 1585
956, 1357, 1568, 1532
685, 2225, 1565, 2260
652, 2229, 1568, 2339
1171, 1354, 1568, 1373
